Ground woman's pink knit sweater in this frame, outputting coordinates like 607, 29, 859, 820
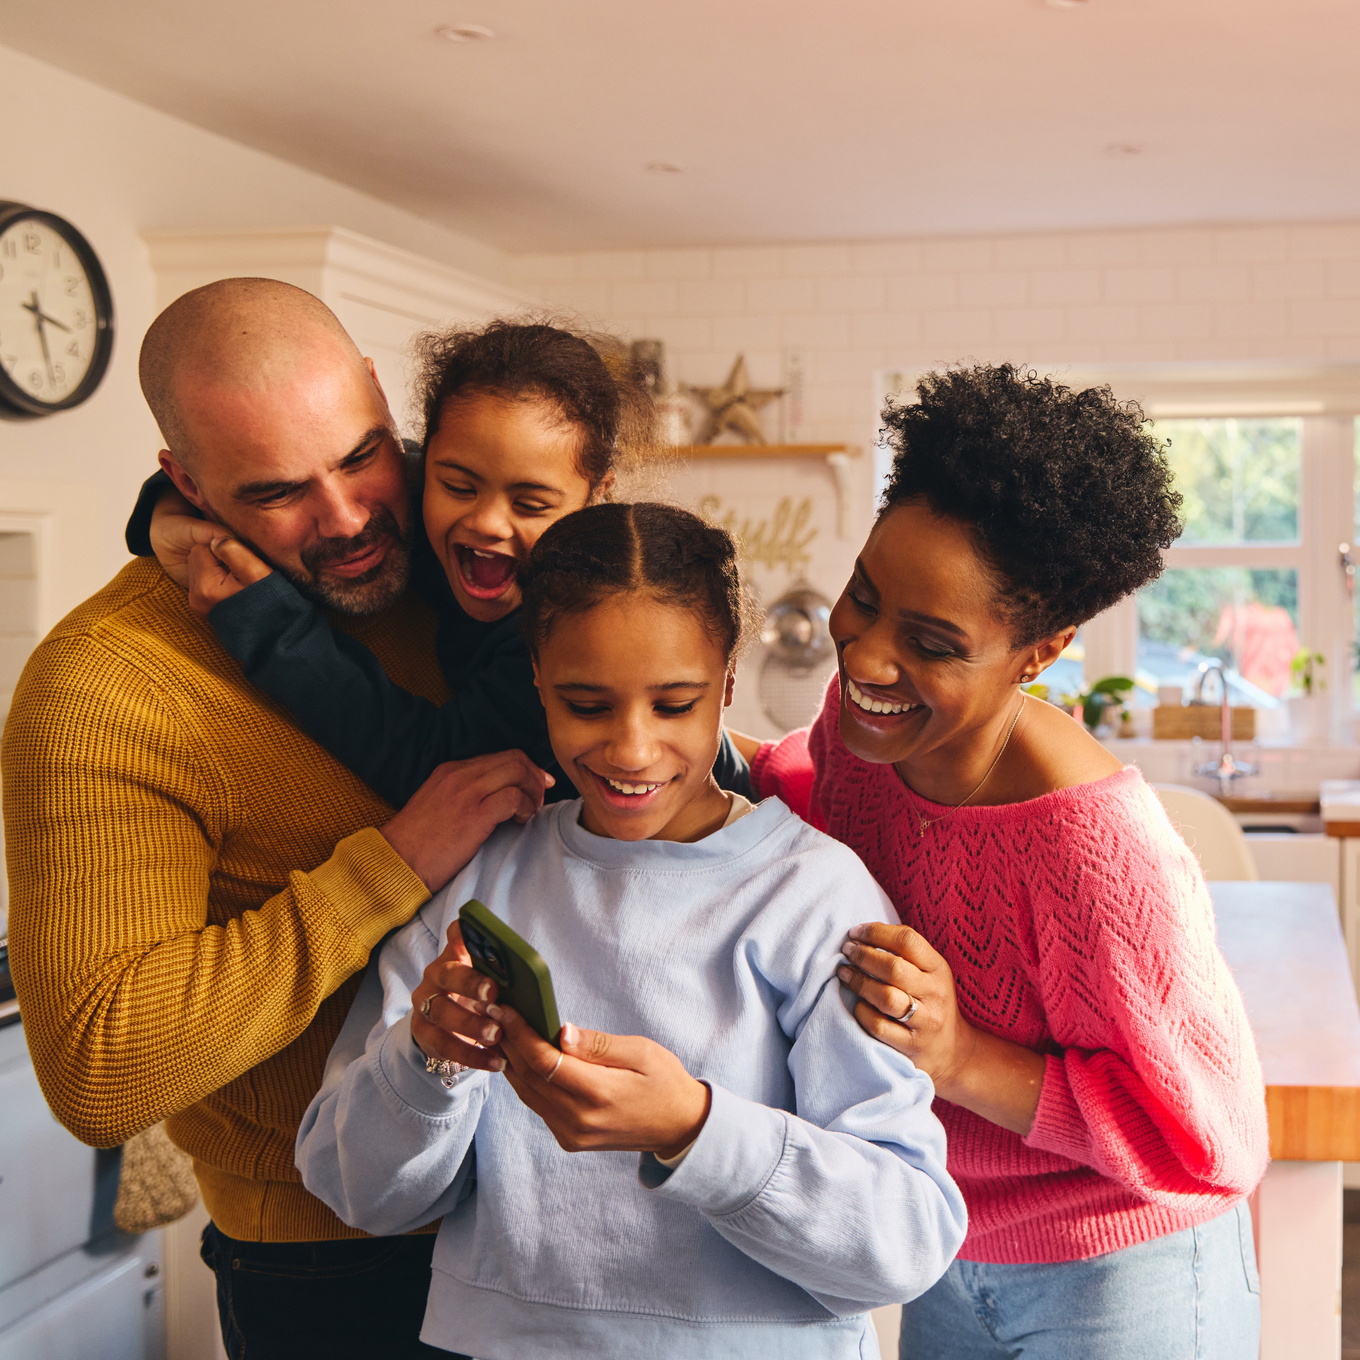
753, 680, 1269, 1264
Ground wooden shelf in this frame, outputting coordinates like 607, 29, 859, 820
666, 443, 850, 459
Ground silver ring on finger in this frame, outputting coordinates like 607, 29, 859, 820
543, 1051, 565, 1084
900, 994, 920, 1024
420, 994, 435, 1020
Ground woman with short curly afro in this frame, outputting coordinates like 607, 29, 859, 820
740, 364, 1268, 1359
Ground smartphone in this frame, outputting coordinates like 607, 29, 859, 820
458, 899, 561, 1047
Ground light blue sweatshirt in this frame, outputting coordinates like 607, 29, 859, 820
296, 797, 966, 1360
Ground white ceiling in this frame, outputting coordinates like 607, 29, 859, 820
5, 0, 1358, 254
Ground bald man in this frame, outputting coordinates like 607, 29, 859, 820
2, 279, 543, 1360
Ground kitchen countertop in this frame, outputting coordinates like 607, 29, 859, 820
1213, 879, 1360, 1160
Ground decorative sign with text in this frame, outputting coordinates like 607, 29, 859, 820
697, 495, 818, 576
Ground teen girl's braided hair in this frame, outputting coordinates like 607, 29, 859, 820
411, 317, 656, 489
518, 503, 752, 662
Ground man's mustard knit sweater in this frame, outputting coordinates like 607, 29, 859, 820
3, 559, 447, 1241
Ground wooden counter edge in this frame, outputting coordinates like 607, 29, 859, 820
1267, 1084, 1360, 1160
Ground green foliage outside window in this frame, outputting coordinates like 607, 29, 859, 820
1159, 418, 1299, 545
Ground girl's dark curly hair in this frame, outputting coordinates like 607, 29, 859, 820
880, 364, 1183, 646
411, 318, 655, 488
518, 502, 751, 662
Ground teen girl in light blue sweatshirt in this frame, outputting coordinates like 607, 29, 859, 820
296, 503, 966, 1360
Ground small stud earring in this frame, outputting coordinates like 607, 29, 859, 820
1019, 674, 1033, 683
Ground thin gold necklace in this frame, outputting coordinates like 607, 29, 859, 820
915, 693, 1026, 838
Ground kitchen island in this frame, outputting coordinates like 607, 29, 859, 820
1213, 880, 1360, 1360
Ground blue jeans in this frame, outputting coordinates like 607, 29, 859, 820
899, 1202, 1260, 1359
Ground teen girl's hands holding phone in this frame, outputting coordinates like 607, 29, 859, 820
412, 922, 710, 1157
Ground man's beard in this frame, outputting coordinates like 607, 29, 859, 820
233, 504, 412, 617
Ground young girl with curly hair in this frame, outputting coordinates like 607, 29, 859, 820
744, 365, 1269, 1359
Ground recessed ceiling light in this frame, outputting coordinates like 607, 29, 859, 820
1044, 0, 1088, 8
646, 161, 684, 175
1105, 142, 1143, 156
436, 24, 495, 42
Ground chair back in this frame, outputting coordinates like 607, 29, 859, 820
1151, 783, 1259, 881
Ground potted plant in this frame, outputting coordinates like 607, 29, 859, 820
1070, 675, 1136, 736
1287, 648, 1328, 743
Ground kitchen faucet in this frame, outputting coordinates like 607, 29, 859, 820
1191, 661, 1259, 797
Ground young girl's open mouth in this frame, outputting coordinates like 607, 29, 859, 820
455, 544, 518, 600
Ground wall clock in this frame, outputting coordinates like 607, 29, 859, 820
0, 201, 114, 420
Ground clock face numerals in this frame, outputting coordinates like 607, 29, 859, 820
0, 216, 100, 406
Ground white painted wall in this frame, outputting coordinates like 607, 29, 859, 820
0, 42, 511, 614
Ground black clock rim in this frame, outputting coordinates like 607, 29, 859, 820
0, 201, 115, 420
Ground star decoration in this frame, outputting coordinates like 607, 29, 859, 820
687, 355, 784, 445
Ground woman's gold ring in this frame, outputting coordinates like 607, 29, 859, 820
900, 994, 920, 1024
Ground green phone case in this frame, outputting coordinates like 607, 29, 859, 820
458, 899, 561, 1047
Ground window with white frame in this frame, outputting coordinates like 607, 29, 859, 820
877, 366, 1360, 736
1081, 408, 1359, 738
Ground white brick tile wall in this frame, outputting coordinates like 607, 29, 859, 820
1251, 261, 1326, 300
1209, 227, 1293, 263
1138, 302, 1216, 340
1103, 267, 1176, 304
1291, 225, 1360, 260
991, 235, 1070, 271
639, 316, 713, 349
610, 280, 681, 315
1328, 261, 1360, 297
918, 238, 994, 271
991, 307, 1067, 346
1175, 265, 1252, 303
887, 274, 956, 309
850, 312, 919, 348
747, 276, 817, 313
712, 246, 782, 279
781, 312, 853, 348
676, 279, 746, 316
533, 280, 613, 316
577, 251, 646, 282
646, 249, 712, 280
850, 241, 922, 275
1030, 268, 1101, 305
1065, 231, 1143, 267
782, 244, 852, 277
712, 313, 782, 350
502, 218, 1360, 463
958, 270, 1029, 308
920, 308, 995, 347
1212, 300, 1293, 339
816, 275, 887, 312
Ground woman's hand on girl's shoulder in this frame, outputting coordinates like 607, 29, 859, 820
840, 921, 1046, 1136
838, 923, 975, 1089
491, 1004, 710, 1160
